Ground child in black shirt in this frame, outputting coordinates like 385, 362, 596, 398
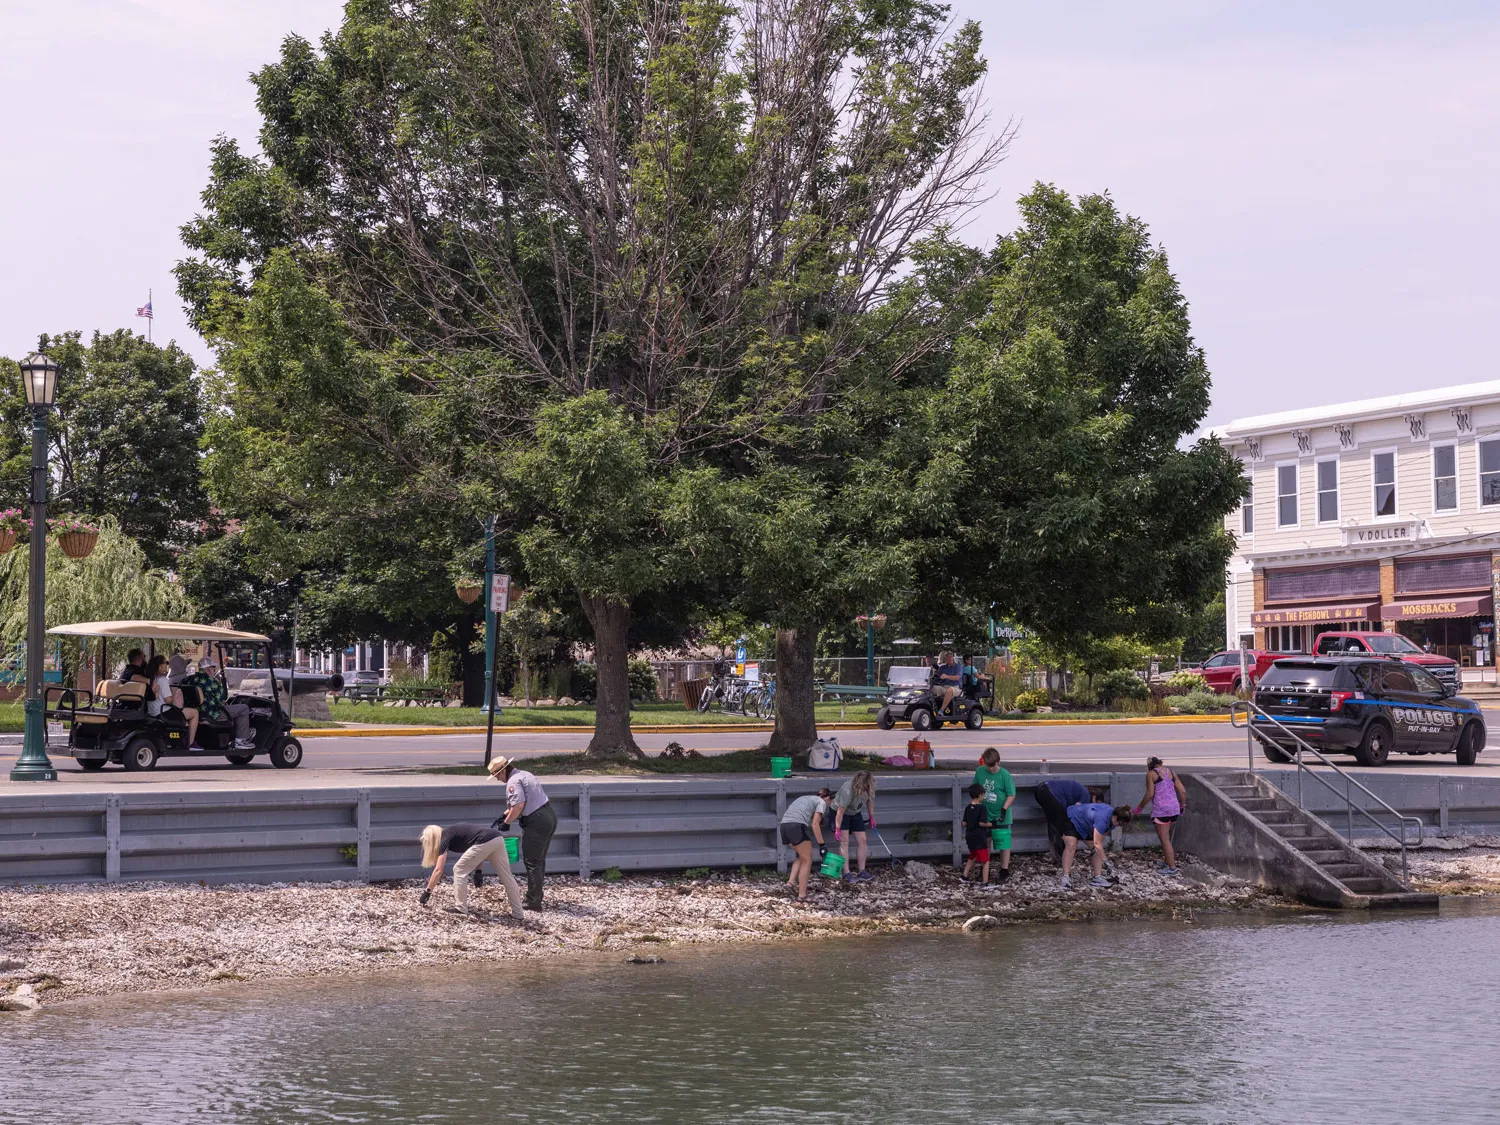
961, 784, 994, 884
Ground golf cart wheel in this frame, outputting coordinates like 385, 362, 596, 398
964, 707, 984, 731
225, 754, 255, 766
268, 737, 303, 770
122, 736, 159, 771
1354, 722, 1391, 767
910, 708, 934, 732
79, 758, 107, 771
1456, 722, 1482, 766
876, 708, 895, 730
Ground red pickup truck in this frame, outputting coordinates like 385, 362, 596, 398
1311, 631, 1460, 693
1197, 650, 1291, 694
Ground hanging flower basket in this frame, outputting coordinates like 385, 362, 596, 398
50, 514, 100, 560
455, 579, 483, 604
0, 509, 21, 555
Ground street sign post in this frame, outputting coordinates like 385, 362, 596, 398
484, 571, 513, 768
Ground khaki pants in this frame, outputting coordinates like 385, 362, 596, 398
452, 837, 524, 918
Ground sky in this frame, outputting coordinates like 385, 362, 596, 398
0, 0, 1496, 427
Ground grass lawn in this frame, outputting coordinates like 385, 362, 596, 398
0, 703, 21, 733
328, 699, 863, 727
414, 748, 892, 777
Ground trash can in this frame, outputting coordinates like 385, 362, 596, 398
682, 677, 709, 711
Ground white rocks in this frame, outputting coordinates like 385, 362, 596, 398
903, 861, 937, 883
557, 696, 577, 707
962, 915, 999, 932
0, 984, 39, 1012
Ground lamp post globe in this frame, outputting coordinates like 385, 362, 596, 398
11, 351, 59, 781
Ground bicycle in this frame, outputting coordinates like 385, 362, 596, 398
749, 675, 776, 720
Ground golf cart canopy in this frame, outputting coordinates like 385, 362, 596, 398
47, 620, 271, 643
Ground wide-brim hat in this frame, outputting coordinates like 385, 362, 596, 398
486, 756, 511, 777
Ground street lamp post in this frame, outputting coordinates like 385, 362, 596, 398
482, 515, 498, 714
11, 353, 59, 782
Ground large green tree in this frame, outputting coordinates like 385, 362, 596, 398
0, 332, 209, 566
178, 0, 1004, 755
937, 185, 1243, 657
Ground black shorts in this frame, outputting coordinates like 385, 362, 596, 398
780, 822, 811, 846
1060, 821, 1084, 839
839, 811, 868, 833
1153, 814, 1179, 825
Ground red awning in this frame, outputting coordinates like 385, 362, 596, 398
1380, 595, 1493, 621
1250, 602, 1379, 627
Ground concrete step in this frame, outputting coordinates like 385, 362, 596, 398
1318, 863, 1369, 879
1233, 796, 1279, 811
1341, 877, 1390, 894
1253, 809, 1298, 824
1273, 823, 1319, 839
1285, 832, 1339, 850
1357, 891, 1441, 909
1299, 849, 1348, 864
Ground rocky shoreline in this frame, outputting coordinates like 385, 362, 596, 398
0, 853, 1279, 1009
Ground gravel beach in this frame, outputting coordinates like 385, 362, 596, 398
1404, 838, 1500, 895
0, 853, 1275, 1008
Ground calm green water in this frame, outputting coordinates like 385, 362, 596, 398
3, 903, 1496, 1124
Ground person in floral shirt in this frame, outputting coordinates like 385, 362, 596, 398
179, 657, 255, 750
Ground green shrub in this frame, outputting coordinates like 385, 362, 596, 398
602, 866, 623, 882
1014, 688, 1049, 712
990, 670, 1024, 711
1164, 670, 1209, 695
1172, 690, 1228, 714
628, 657, 659, 702
1093, 669, 1147, 704
572, 662, 598, 702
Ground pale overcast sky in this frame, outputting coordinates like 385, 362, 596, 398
1, 0, 1496, 426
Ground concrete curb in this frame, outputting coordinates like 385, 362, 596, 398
291, 715, 1233, 738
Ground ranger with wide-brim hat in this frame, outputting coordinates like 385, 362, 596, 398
487, 755, 558, 910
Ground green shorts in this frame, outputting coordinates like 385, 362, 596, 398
990, 825, 1012, 851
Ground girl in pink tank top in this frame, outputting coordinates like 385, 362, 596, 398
1131, 756, 1188, 875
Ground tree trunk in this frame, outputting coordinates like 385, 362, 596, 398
769, 623, 818, 758
457, 616, 484, 706
580, 592, 641, 758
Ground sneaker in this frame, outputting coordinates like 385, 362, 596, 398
856, 870, 875, 883
232, 739, 256, 751
1155, 862, 1173, 872
1162, 866, 1181, 877
997, 868, 1011, 884
471, 871, 484, 888
1059, 875, 1071, 890
1088, 876, 1111, 888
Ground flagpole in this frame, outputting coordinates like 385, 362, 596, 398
147, 288, 152, 343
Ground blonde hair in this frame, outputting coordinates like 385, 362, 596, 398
851, 771, 875, 805
419, 824, 443, 869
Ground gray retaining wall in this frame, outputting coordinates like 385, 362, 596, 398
0, 772, 1151, 887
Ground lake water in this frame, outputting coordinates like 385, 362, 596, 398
4, 902, 1498, 1125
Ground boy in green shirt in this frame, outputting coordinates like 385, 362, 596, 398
973, 747, 1015, 884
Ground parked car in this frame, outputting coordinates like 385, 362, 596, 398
1251, 654, 1484, 767
1311, 631, 1459, 692
1196, 650, 1293, 694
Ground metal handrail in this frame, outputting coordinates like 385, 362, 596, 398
1230, 700, 1423, 881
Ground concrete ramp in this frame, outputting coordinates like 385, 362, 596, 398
1176, 772, 1437, 910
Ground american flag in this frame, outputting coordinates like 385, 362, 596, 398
136, 299, 153, 319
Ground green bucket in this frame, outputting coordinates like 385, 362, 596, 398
770, 757, 792, 778
820, 851, 846, 879
504, 836, 520, 863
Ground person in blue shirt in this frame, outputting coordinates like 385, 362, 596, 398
1062, 801, 1132, 889
1033, 777, 1090, 863
931, 651, 963, 716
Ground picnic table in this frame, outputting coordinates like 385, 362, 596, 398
815, 680, 888, 718
341, 683, 386, 705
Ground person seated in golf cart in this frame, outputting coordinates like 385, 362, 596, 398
118, 648, 149, 685
932, 651, 963, 716
179, 656, 256, 751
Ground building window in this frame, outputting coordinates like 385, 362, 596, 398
1373, 450, 1396, 517
1433, 444, 1457, 511
1481, 439, 1500, 506
1241, 478, 1254, 534
1316, 459, 1338, 523
1277, 463, 1298, 527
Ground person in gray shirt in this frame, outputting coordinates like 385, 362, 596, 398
780, 788, 834, 903
488, 755, 557, 910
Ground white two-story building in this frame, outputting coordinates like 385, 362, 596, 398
1218, 381, 1500, 677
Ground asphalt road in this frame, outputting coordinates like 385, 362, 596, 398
11, 715, 1500, 785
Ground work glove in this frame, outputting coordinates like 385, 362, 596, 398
419, 889, 432, 906
869, 818, 877, 828
834, 829, 842, 842
819, 844, 828, 859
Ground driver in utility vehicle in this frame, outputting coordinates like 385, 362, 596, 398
179, 657, 256, 751
933, 651, 963, 716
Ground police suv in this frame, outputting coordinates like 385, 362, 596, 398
1251, 654, 1485, 767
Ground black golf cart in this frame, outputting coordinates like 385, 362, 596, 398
875, 665, 989, 731
44, 620, 313, 771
